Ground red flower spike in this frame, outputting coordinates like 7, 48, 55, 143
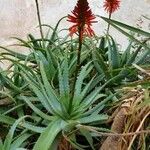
103, 0, 120, 14
67, 0, 97, 38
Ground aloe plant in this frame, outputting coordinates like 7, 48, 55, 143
9, 57, 116, 150
0, 1, 150, 148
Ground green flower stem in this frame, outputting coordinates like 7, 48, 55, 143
35, 0, 44, 45
107, 12, 112, 34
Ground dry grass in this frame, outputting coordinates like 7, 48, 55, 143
100, 88, 150, 150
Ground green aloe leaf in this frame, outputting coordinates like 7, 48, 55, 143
100, 17, 150, 51
3, 116, 30, 150
92, 50, 111, 80
28, 34, 41, 48
10, 133, 32, 150
107, 36, 120, 70
33, 119, 66, 150
73, 62, 93, 106
80, 129, 95, 150
0, 46, 27, 60
101, 16, 150, 37
79, 114, 108, 124
49, 16, 67, 46
20, 96, 54, 121
58, 58, 70, 98
121, 41, 132, 66
0, 114, 44, 133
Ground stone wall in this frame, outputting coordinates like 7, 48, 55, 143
0, 0, 150, 50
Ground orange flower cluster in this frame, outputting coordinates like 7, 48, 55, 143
68, 0, 121, 37
103, 0, 120, 14
67, 0, 97, 38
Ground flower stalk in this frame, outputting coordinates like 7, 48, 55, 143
35, 0, 44, 44
67, 0, 96, 112
103, 0, 120, 34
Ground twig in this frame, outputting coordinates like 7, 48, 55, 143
77, 124, 150, 137
132, 63, 150, 76
127, 111, 150, 150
